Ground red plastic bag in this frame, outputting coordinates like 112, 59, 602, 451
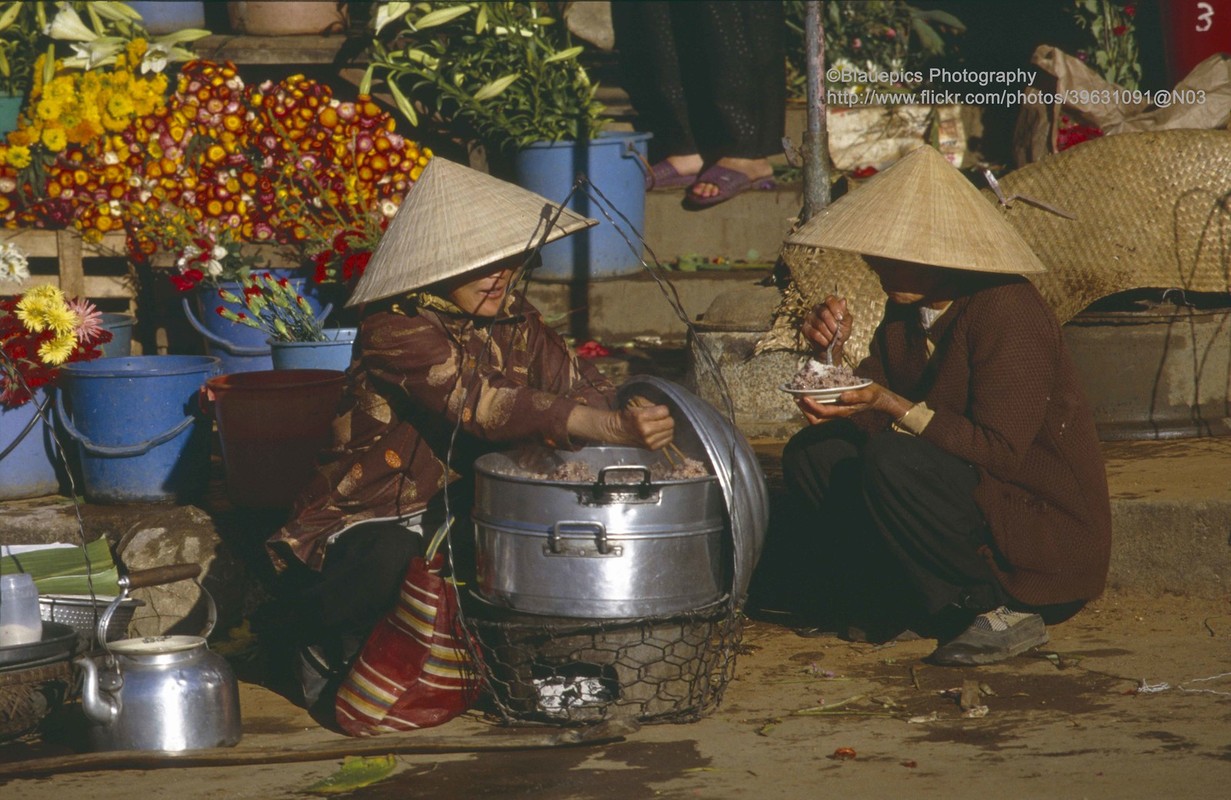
335, 522, 480, 735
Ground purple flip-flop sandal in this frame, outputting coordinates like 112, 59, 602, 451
645, 159, 698, 190
683, 165, 776, 209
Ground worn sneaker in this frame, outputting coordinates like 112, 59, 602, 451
928, 606, 1048, 666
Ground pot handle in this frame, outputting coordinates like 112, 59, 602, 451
548, 521, 613, 556
595, 465, 653, 499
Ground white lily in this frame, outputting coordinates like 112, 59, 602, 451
46, 5, 99, 42
60, 39, 125, 70
88, 1, 143, 24
141, 42, 171, 74
373, 1, 412, 35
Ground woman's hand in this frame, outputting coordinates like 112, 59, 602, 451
621, 398, 675, 450
566, 398, 675, 450
801, 295, 852, 364
795, 382, 912, 426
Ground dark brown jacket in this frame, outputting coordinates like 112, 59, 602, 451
268, 294, 614, 571
855, 275, 1111, 605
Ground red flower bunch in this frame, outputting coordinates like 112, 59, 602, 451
311, 226, 384, 285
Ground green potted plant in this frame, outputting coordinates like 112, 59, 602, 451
0, 2, 50, 132
362, 1, 650, 282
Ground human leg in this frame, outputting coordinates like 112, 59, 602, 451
610, 1, 698, 168
685, 2, 784, 205
765, 420, 873, 624
273, 520, 425, 710
859, 432, 1050, 662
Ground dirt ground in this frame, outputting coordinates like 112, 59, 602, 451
3, 588, 1230, 799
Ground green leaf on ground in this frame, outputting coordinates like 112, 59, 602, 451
304, 755, 398, 795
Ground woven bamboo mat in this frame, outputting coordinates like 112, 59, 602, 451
760, 130, 1231, 360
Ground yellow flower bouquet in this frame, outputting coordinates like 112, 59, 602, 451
0, 282, 110, 408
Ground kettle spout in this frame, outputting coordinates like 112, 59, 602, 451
75, 656, 119, 726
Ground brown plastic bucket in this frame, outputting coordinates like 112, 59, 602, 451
203, 369, 345, 508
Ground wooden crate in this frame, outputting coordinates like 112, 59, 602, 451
1, 229, 132, 307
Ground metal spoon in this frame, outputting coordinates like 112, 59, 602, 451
825, 296, 843, 366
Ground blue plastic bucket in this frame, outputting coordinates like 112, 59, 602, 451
183, 275, 332, 375
99, 313, 135, 358
0, 390, 61, 500
127, 1, 206, 34
55, 356, 221, 503
511, 131, 651, 281
269, 328, 357, 372
0, 93, 22, 136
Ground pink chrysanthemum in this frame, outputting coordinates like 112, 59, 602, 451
66, 297, 105, 344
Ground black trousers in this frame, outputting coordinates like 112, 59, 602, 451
611, 1, 785, 162
273, 521, 426, 654
774, 421, 1011, 629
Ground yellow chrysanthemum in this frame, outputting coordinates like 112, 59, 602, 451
27, 285, 62, 302
38, 332, 77, 366
15, 286, 65, 331
6, 145, 29, 168
35, 97, 61, 122
41, 303, 78, 335
41, 126, 68, 152
126, 38, 148, 63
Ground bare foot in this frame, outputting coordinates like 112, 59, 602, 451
689, 157, 774, 200
666, 153, 703, 178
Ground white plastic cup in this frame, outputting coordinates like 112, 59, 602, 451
0, 573, 42, 646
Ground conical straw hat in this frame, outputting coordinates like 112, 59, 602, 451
785, 145, 1046, 274
345, 157, 596, 307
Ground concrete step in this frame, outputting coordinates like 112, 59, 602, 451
643, 182, 802, 263
521, 181, 799, 345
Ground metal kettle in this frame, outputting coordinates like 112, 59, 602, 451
75, 565, 242, 752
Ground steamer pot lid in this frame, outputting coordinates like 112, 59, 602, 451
618, 377, 768, 607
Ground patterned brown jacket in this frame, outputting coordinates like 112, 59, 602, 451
853, 275, 1112, 606
267, 293, 615, 571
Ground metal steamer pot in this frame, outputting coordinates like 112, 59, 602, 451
473, 445, 728, 617
75, 565, 241, 752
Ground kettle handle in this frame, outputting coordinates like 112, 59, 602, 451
97, 572, 218, 648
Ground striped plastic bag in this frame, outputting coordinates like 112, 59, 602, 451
335, 519, 480, 735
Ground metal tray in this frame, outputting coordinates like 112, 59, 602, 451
0, 622, 78, 668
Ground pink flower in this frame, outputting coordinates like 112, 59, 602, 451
66, 298, 105, 344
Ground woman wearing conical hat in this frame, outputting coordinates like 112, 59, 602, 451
774, 146, 1111, 665
263, 158, 675, 712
